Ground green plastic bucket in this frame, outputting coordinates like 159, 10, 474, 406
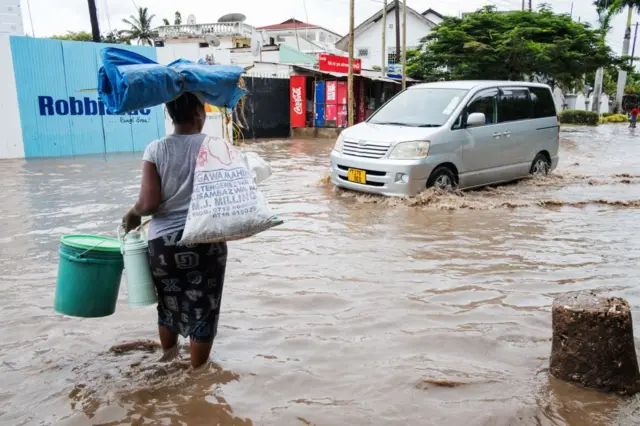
54, 235, 124, 318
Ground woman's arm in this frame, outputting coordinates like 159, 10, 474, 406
133, 161, 162, 216
123, 161, 162, 231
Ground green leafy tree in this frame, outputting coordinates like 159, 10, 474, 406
122, 7, 156, 46
408, 7, 623, 92
174, 12, 182, 25
51, 31, 93, 41
162, 18, 170, 26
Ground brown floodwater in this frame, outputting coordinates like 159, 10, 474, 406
1, 125, 640, 425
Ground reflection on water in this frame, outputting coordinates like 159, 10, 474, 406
1, 125, 640, 425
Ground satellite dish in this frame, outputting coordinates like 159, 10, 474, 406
204, 34, 221, 47
260, 30, 269, 42
187, 14, 196, 25
218, 13, 247, 23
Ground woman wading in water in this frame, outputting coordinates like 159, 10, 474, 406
121, 93, 227, 369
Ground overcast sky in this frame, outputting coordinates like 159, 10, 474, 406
22, 0, 629, 54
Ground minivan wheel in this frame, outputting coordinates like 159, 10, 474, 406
427, 166, 457, 191
530, 153, 551, 177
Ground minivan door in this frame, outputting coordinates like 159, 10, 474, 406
497, 87, 535, 175
457, 89, 511, 187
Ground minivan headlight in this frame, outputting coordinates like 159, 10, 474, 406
388, 141, 430, 160
334, 133, 345, 153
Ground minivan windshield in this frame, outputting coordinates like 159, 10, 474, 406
369, 88, 468, 127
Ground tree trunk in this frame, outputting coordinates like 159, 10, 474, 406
615, 7, 633, 113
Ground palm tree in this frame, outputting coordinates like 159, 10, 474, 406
595, 0, 640, 111
122, 7, 156, 46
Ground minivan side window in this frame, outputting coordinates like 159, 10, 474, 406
498, 88, 532, 123
529, 87, 557, 118
463, 89, 498, 127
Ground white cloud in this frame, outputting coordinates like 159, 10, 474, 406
21, 0, 629, 54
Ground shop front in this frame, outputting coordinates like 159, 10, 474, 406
289, 55, 400, 134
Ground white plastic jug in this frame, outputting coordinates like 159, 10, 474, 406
118, 225, 157, 308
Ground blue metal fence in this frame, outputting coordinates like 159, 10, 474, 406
10, 37, 165, 158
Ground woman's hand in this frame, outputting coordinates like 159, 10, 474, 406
122, 208, 142, 233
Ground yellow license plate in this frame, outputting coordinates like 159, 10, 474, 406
347, 168, 367, 184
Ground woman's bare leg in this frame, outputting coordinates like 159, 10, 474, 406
158, 325, 178, 350
189, 339, 213, 369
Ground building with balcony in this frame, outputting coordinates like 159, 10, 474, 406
256, 19, 342, 56
154, 15, 327, 68
156, 19, 255, 50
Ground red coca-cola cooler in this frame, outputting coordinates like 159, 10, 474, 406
325, 80, 338, 128
290, 76, 306, 128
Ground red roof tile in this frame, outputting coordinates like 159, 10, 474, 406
257, 19, 317, 31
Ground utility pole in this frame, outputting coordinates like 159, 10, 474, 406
522, 0, 525, 11
528, 0, 532, 11
394, 0, 400, 66
401, 0, 407, 89
570, 2, 574, 19
382, 0, 387, 76
348, 0, 355, 127
632, 22, 639, 67
615, 6, 634, 113
87, 0, 101, 42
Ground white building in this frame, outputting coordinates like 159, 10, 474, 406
256, 19, 342, 56
155, 15, 329, 68
156, 16, 257, 66
335, 4, 441, 71
0, 0, 24, 36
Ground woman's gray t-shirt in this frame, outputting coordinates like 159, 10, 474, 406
142, 133, 206, 240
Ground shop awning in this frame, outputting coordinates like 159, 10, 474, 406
292, 64, 401, 84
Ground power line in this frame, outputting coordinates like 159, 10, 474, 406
104, 0, 113, 32
25, 0, 35, 36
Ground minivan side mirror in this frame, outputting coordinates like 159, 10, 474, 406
466, 113, 486, 127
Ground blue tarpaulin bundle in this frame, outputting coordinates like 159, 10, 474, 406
98, 47, 246, 114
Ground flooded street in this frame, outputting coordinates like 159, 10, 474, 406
2, 124, 640, 425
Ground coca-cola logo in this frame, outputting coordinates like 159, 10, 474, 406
292, 87, 303, 115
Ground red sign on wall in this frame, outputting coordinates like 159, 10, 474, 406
319, 54, 362, 74
290, 75, 306, 128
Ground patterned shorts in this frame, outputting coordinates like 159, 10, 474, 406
148, 230, 228, 343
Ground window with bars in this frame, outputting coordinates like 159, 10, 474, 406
358, 48, 369, 58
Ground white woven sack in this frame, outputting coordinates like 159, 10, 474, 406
180, 136, 280, 244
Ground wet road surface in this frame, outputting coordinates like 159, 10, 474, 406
1, 125, 640, 425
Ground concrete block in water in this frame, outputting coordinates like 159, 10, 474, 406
550, 292, 640, 395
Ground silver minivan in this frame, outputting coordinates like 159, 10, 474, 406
330, 81, 560, 197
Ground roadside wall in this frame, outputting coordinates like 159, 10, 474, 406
2, 36, 165, 158
0, 37, 239, 159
